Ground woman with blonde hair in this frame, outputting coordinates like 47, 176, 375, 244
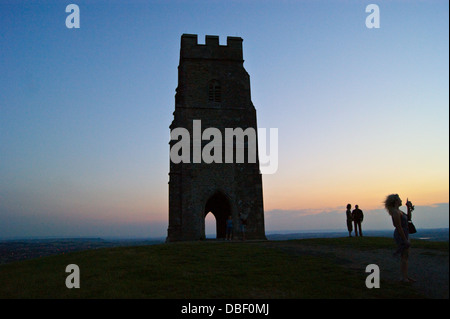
384, 194, 416, 282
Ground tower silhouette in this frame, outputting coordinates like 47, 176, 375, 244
167, 34, 265, 241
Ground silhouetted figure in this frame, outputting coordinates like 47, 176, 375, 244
346, 204, 353, 237
384, 194, 416, 283
239, 213, 247, 241
405, 198, 417, 234
352, 205, 364, 237
226, 215, 233, 240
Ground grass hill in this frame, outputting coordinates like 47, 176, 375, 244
0, 237, 447, 299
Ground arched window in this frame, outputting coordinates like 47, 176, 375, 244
208, 80, 221, 103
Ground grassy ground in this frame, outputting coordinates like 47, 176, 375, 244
285, 236, 448, 251
1, 237, 445, 299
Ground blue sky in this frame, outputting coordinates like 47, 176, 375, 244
0, 0, 448, 238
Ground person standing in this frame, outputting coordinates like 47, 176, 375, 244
226, 215, 233, 240
352, 205, 364, 237
239, 213, 247, 241
405, 198, 417, 234
384, 194, 415, 282
346, 204, 353, 237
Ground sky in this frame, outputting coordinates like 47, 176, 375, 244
0, 0, 448, 238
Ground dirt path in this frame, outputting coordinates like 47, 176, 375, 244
263, 241, 449, 299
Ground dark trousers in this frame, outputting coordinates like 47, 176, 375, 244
354, 220, 363, 236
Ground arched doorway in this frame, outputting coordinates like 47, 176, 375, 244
204, 191, 231, 239
204, 212, 216, 238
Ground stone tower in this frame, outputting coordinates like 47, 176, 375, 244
167, 34, 265, 242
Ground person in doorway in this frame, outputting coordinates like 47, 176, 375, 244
239, 213, 247, 241
352, 205, 364, 237
346, 204, 353, 237
226, 215, 233, 240
384, 194, 416, 283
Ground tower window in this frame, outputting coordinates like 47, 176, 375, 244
208, 80, 221, 103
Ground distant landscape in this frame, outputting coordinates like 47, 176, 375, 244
1, 228, 447, 265
265, 228, 450, 241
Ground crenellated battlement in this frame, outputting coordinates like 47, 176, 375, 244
180, 34, 243, 61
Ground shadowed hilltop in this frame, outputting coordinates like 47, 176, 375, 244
0, 237, 447, 299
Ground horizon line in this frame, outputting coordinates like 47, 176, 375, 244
1, 227, 448, 241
